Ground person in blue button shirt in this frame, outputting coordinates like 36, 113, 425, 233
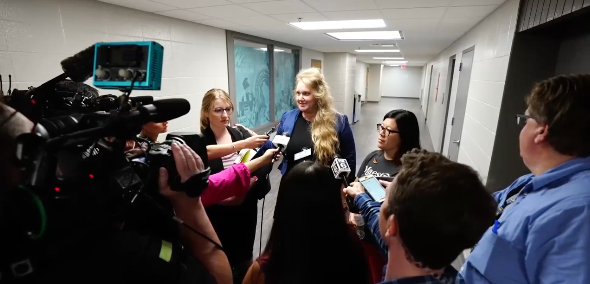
345, 149, 496, 284
461, 74, 590, 284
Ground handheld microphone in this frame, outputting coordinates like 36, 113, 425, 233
331, 155, 352, 187
264, 125, 277, 137
271, 132, 290, 163
331, 155, 359, 213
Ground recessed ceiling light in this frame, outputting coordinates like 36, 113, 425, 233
326, 31, 402, 41
389, 65, 400, 67
381, 44, 395, 47
288, 19, 386, 30
355, 49, 400, 53
383, 61, 407, 64
373, 57, 404, 60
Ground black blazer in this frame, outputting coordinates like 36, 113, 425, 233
201, 126, 272, 200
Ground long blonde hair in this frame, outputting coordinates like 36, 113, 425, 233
295, 68, 339, 165
200, 88, 234, 132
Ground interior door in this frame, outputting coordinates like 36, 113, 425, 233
447, 48, 475, 162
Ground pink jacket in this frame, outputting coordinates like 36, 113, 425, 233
201, 163, 252, 207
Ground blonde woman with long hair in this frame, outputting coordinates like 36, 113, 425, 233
259, 67, 356, 176
199, 88, 276, 284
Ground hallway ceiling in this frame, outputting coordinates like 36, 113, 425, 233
98, 0, 507, 66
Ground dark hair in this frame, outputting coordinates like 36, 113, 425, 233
383, 109, 421, 164
263, 161, 370, 284
383, 149, 496, 270
527, 74, 590, 157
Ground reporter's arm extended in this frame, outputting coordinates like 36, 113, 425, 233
244, 149, 279, 173
207, 135, 270, 160
201, 163, 252, 207
355, 193, 388, 257
160, 144, 232, 284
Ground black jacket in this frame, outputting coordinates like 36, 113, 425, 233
201, 126, 271, 265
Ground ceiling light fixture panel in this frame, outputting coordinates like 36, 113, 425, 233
373, 57, 404, 60
355, 49, 400, 53
326, 31, 402, 41
288, 19, 386, 30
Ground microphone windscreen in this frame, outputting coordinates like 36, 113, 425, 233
61, 44, 96, 83
151, 98, 191, 122
130, 96, 154, 105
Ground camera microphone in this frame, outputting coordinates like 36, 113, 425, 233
44, 98, 190, 147
271, 132, 290, 163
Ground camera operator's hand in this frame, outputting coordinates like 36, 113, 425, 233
343, 182, 366, 199
158, 143, 204, 200
158, 143, 233, 284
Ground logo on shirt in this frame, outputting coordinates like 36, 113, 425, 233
363, 166, 391, 177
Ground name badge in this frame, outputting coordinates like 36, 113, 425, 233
294, 148, 312, 161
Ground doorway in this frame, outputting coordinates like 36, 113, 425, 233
424, 65, 434, 123
440, 55, 456, 153
447, 47, 475, 162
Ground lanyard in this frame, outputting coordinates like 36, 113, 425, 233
495, 183, 528, 220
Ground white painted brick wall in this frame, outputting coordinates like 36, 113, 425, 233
423, 0, 519, 183
0, 0, 229, 139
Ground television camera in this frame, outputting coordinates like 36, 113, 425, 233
0, 42, 211, 281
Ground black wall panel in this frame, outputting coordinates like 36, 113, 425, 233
519, 0, 590, 31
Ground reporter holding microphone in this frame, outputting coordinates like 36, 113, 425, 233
199, 88, 273, 283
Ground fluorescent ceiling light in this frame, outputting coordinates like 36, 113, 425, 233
383, 61, 407, 64
327, 31, 402, 41
355, 49, 400, 53
373, 57, 404, 60
381, 44, 395, 47
289, 19, 386, 31
389, 65, 400, 67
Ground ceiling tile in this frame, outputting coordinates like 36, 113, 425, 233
385, 19, 440, 30
155, 9, 213, 21
270, 12, 328, 23
196, 18, 253, 30
375, 0, 451, 9
224, 15, 287, 28
188, 4, 261, 17
242, 0, 316, 14
438, 17, 481, 29
228, 0, 276, 4
444, 5, 498, 18
99, 0, 176, 12
302, 0, 378, 12
381, 7, 447, 19
322, 9, 382, 20
151, 0, 232, 9
450, 0, 506, 6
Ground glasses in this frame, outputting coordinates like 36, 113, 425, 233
377, 124, 399, 136
516, 114, 531, 127
212, 107, 233, 115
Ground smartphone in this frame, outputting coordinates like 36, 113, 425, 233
359, 175, 386, 202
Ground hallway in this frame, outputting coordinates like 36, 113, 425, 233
253, 97, 434, 257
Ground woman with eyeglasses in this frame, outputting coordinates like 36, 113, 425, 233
351, 109, 421, 283
199, 88, 271, 284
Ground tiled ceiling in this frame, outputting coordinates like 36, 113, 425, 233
98, 0, 507, 66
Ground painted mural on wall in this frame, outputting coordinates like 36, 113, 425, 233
234, 45, 270, 128
274, 51, 297, 120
